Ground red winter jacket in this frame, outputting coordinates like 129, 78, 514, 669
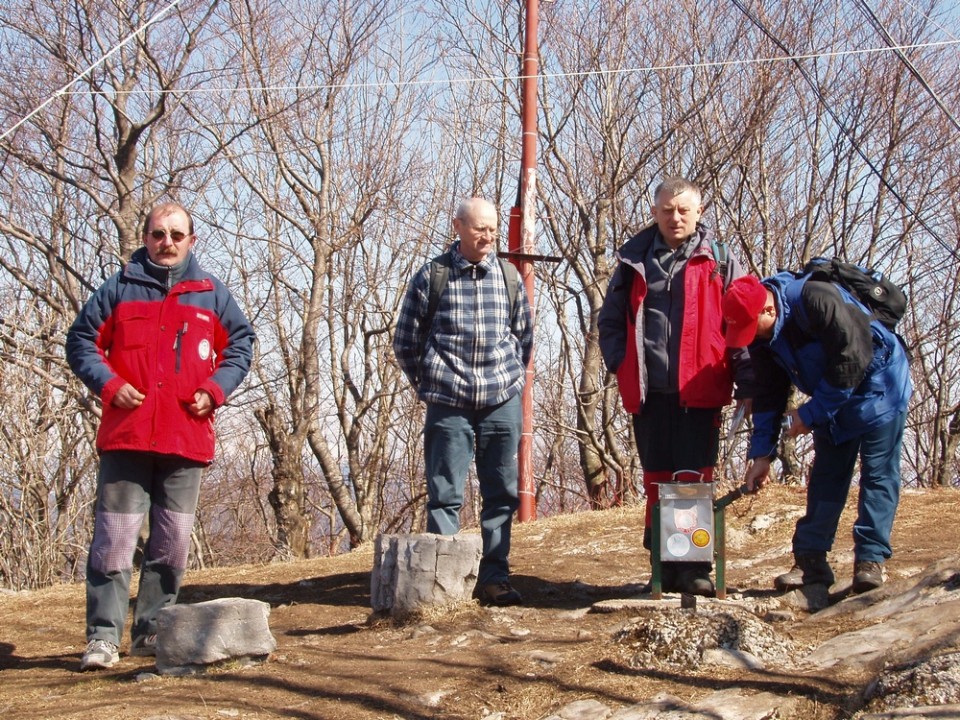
66, 249, 255, 463
598, 225, 741, 414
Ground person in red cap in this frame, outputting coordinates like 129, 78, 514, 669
598, 177, 752, 596
721, 271, 911, 594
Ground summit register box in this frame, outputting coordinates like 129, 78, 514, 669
658, 481, 715, 564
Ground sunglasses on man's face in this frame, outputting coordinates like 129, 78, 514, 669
149, 229, 190, 242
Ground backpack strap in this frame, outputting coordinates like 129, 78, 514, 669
711, 238, 731, 288
497, 257, 520, 315
426, 252, 453, 331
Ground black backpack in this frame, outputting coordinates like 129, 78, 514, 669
800, 257, 906, 331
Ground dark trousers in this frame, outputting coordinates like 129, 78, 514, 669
633, 393, 722, 527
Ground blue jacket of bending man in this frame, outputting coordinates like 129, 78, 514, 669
722, 270, 911, 595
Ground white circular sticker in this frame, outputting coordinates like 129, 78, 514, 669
198, 338, 211, 361
666, 533, 690, 557
673, 507, 698, 532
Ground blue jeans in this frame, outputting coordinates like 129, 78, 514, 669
793, 409, 907, 562
424, 395, 521, 585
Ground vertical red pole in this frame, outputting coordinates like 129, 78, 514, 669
510, 0, 539, 522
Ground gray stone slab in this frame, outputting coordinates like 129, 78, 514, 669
780, 583, 829, 612
600, 689, 795, 720
554, 698, 613, 720
371, 532, 482, 615
803, 599, 960, 670
799, 557, 960, 675
155, 598, 276, 673
809, 557, 960, 625
591, 597, 747, 613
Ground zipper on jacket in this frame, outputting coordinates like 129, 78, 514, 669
174, 322, 188, 373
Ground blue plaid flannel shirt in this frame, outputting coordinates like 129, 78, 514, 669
393, 242, 533, 409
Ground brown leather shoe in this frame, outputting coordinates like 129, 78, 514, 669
476, 581, 523, 606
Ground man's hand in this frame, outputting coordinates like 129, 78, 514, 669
187, 389, 215, 418
112, 383, 145, 409
782, 409, 811, 438
744, 456, 772, 493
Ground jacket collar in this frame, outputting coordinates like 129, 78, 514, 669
123, 247, 208, 290
618, 222, 714, 264
450, 241, 498, 273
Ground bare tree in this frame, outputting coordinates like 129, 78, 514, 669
2, 0, 959, 589
195, 0, 448, 557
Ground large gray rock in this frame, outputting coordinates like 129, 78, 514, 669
155, 598, 276, 673
859, 708, 960, 719
549, 690, 798, 720
802, 559, 960, 672
802, 598, 960, 671
779, 583, 830, 612
371, 533, 482, 615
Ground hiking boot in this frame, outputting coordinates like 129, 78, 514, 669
641, 561, 679, 593
852, 560, 884, 594
476, 581, 523, 607
130, 634, 157, 657
675, 568, 715, 597
80, 639, 119, 671
774, 554, 835, 591
640, 569, 675, 595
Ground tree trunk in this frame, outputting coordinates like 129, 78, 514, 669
256, 405, 311, 560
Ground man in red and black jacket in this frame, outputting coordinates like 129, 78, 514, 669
598, 177, 751, 596
67, 202, 255, 671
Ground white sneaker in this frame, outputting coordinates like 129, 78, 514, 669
129, 634, 157, 657
80, 639, 119, 670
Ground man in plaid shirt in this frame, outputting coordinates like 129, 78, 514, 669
393, 197, 533, 606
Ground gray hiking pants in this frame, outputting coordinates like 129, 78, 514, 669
85, 451, 203, 645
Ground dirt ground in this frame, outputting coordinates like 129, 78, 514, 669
2, 484, 959, 720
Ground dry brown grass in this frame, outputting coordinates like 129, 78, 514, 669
1, 485, 958, 719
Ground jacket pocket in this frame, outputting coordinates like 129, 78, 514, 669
113, 307, 153, 349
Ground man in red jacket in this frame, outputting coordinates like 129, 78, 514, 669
66, 203, 255, 670
598, 178, 751, 595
